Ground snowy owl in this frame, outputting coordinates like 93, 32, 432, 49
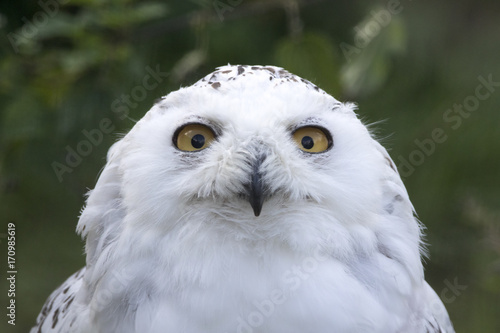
32, 65, 454, 333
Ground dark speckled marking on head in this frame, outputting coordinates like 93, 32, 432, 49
263, 66, 275, 73
191, 65, 328, 96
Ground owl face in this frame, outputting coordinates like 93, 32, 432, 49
118, 66, 385, 234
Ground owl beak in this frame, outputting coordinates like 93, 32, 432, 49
248, 156, 265, 217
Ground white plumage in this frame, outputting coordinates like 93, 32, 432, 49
32, 65, 454, 333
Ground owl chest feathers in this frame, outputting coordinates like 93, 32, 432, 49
88, 217, 424, 333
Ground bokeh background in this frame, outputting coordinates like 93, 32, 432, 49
1, 0, 499, 332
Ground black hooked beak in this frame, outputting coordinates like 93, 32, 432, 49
248, 156, 266, 217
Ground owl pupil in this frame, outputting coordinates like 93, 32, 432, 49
191, 134, 205, 149
301, 136, 314, 149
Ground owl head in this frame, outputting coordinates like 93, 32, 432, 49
78, 65, 419, 268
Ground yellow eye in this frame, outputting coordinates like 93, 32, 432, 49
174, 124, 216, 152
292, 126, 332, 153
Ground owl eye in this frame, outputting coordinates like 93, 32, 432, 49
174, 123, 216, 152
292, 126, 332, 153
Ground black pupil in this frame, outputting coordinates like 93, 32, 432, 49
191, 134, 205, 149
301, 136, 314, 149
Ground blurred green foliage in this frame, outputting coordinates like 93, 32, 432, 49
0, 0, 499, 332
